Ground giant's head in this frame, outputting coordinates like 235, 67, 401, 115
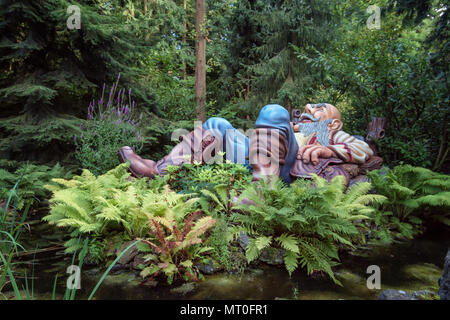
294, 103, 343, 146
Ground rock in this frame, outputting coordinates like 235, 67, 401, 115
196, 259, 220, 275
238, 232, 284, 265
132, 253, 147, 270
377, 289, 418, 300
238, 232, 251, 250
259, 247, 284, 265
116, 241, 139, 265
438, 248, 450, 300
238, 232, 285, 266
110, 264, 126, 273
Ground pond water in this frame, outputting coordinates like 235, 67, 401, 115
8, 226, 449, 300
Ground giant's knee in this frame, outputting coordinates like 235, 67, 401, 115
203, 117, 234, 132
256, 104, 290, 128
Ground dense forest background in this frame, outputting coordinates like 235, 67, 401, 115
0, 0, 448, 172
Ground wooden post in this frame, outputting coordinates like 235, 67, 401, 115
183, 0, 187, 80
195, 0, 206, 122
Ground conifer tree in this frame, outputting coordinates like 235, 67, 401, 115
0, 0, 157, 163
227, 0, 338, 114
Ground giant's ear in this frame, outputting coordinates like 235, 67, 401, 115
328, 119, 343, 132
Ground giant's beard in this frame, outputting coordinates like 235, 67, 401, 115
298, 119, 332, 146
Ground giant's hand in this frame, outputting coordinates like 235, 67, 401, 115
298, 145, 337, 165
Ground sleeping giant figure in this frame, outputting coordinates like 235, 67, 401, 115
119, 104, 383, 186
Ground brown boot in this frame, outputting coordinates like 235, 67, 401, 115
118, 146, 160, 178
248, 128, 288, 182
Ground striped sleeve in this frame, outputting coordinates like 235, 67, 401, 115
328, 131, 374, 164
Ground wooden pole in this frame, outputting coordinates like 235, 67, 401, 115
195, 0, 206, 122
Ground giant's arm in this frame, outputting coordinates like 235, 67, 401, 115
328, 131, 374, 164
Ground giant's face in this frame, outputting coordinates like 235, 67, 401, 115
300, 103, 341, 123
294, 103, 343, 146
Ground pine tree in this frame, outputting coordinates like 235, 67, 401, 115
0, 0, 158, 164
227, 0, 338, 114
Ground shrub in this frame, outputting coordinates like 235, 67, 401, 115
368, 165, 450, 241
74, 76, 144, 176
232, 175, 385, 285
165, 161, 252, 194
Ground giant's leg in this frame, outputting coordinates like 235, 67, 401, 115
118, 117, 246, 178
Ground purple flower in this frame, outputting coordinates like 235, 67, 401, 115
117, 73, 121, 80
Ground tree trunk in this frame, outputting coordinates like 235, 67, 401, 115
143, 0, 148, 15
195, 0, 206, 122
183, 0, 187, 80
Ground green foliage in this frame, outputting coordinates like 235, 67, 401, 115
198, 184, 241, 271
368, 165, 450, 241
311, 0, 449, 170
74, 79, 144, 175
225, 0, 338, 113
137, 205, 216, 285
43, 163, 152, 257
0, 182, 30, 299
0, 0, 158, 164
43, 162, 216, 275
232, 175, 385, 284
0, 163, 68, 210
165, 161, 252, 194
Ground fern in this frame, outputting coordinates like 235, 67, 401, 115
232, 175, 382, 284
0, 163, 69, 210
368, 165, 450, 240
43, 163, 166, 258
138, 205, 216, 285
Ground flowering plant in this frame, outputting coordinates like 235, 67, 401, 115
75, 74, 144, 175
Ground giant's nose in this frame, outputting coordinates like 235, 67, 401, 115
304, 104, 315, 115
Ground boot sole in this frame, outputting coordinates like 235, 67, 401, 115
118, 149, 144, 178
